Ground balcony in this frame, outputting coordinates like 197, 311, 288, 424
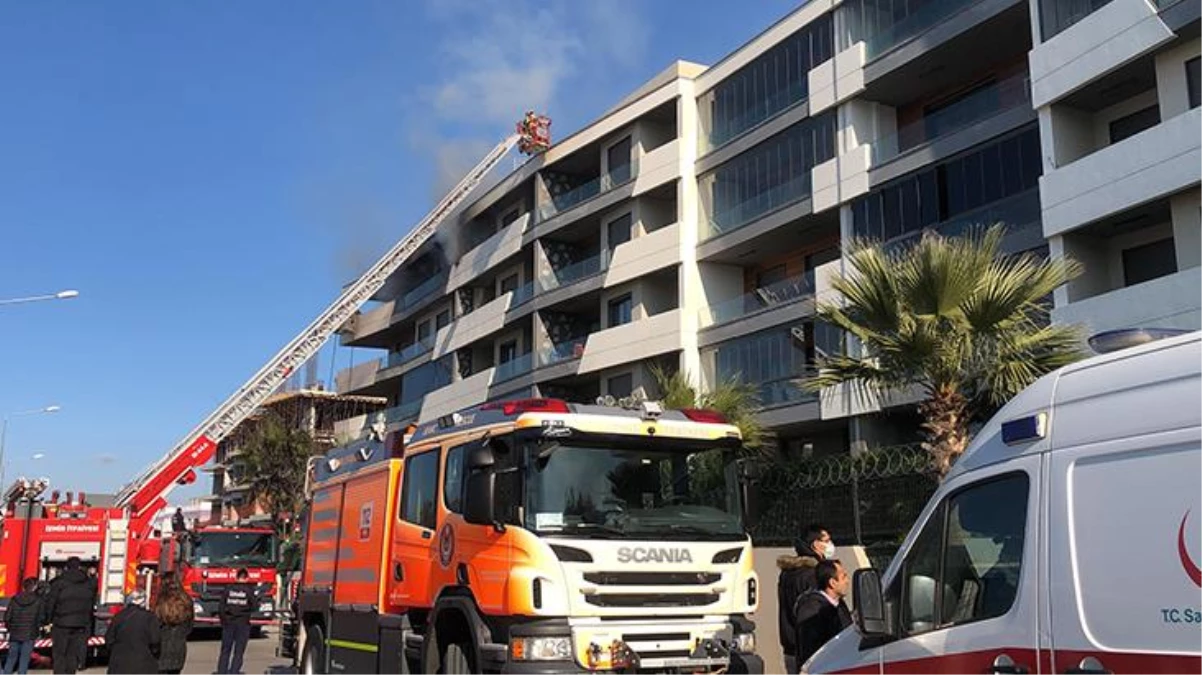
539, 337, 588, 368
399, 275, 444, 311
383, 399, 423, 425
704, 173, 813, 240
388, 340, 433, 369
579, 309, 683, 375
603, 223, 682, 289
1053, 266, 1202, 334
888, 189, 1043, 253
755, 376, 818, 409
854, 0, 983, 61
419, 368, 494, 423
494, 353, 534, 383
447, 215, 527, 294
701, 271, 816, 329
511, 280, 535, 307
538, 165, 637, 222
706, 80, 809, 151
341, 302, 394, 344
872, 74, 1031, 165
541, 253, 606, 292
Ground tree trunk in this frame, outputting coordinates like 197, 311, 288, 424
918, 384, 971, 479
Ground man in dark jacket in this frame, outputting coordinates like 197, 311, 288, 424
777, 523, 832, 673
171, 508, 187, 534
46, 557, 97, 674
104, 591, 161, 674
3, 578, 45, 674
216, 568, 257, 674
793, 560, 852, 668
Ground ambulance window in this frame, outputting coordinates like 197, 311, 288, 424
400, 450, 440, 530
444, 445, 466, 513
896, 472, 1029, 636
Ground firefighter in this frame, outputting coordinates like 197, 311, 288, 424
46, 557, 96, 674
215, 568, 256, 675
170, 508, 186, 534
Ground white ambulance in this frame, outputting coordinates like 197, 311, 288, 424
805, 329, 1202, 674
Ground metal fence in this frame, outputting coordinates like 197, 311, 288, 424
747, 444, 938, 560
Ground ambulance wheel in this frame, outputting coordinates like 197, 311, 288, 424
441, 642, 473, 674
301, 625, 326, 675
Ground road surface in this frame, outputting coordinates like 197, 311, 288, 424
27, 626, 293, 674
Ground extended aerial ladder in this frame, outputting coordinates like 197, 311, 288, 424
108, 113, 552, 594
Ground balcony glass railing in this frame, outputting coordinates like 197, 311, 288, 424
705, 79, 809, 151
861, 0, 980, 60
539, 337, 588, 367
383, 399, 422, 424
884, 189, 1041, 252
509, 281, 535, 307
543, 254, 605, 291
538, 163, 637, 222
871, 75, 1031, 165
1038, 0, 1113, 40
387, 340, 433, 369
705, 173, 813, 239
399, 275, 443, 311
756, 376, 819, 408
494, 353, 534, 382
702, 271, 816, 327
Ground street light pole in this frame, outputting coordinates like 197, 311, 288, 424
0, 290, 80, 306
0, 406, 60, 488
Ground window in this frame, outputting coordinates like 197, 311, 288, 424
400, 450, 440, 530
1122, 238, 1177, 286
1109, 105, 1160, 144
607, 136, 632, 184
1187, 57, 1200, 109
755, 264, 788, 289
435, 310, 451, 331
500, 274, 519, 295
417, 321, 432, 343
499, 339, 518, 364
443, 445, 465, 513
607, 373, 634, 398
893, 473, 1029, 636
500, 207, 521, 227
608, 294, 633, 327
607, 214, 632, 252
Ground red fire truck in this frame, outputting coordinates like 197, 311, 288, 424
156, 525, 279, 628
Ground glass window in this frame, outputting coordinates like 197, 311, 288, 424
981, 144, 1002, 204
608, 294, 633, 327
607, 136, 632, 184
1109, 105, 1160, 144
607, 214, 632, 252
607, 373, 634, 398
499, 340, 518, 364
443, 445, 465, 513
435, 310, 451, 331
500, 207, 521, 227
400, 450, 440, 530
1188, 57, 1201, 110
756, 264, 788, 289
417, 321, 432, 342
894, 472, 1030, 636
500, 274, 519, 294
1122, 238, 1177, 286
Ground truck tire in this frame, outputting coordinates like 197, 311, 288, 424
441, 642, 473, 674
300, 625, 326, 675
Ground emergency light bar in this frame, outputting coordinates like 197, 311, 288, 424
480, 399, 571, 416
1087, 327, 1190, 354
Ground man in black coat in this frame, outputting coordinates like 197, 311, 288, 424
3, 578, 45, 674
216, 568, 257, 675
777, 523, 833, 673
793, 559, 852, 668
46, 557, 97, 674
104, 591, 161, 674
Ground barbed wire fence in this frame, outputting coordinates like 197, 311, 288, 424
746, 443, 938, 568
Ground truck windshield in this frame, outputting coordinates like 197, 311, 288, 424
188, 531, 277, 567
524, 442, 743, 540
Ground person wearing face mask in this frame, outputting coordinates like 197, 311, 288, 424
793, 560, 852, 668
776, 524, 834, 673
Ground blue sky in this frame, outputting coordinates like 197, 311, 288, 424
0, 0, 797, 499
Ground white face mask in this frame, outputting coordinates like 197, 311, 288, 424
823, 542, 837, 560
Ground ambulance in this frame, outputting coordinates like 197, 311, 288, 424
805, 329, 1202, 674
291, 398, 764, 673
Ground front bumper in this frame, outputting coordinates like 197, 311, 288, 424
500, 652, 763, 674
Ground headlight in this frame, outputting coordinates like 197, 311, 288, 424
733, 632, 756, 654
510, 636, 572, 661
193, 602, 204, 615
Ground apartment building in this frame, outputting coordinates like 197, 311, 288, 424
1031, 0, 1201, 333
335, 0, 1200, 461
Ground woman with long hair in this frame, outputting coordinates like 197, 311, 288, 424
153, 573, 194, 675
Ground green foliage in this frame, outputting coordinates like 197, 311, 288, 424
799, 225, 1086, 476
237, 412, 320, 533
649, 365, 763, 451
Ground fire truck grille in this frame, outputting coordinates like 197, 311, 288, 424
584, 593, 719, 608
583, 572, 721, 586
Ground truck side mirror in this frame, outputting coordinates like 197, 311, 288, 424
853, 568, 889, 637
463, 438, 504, 527
735, 458, 762, 530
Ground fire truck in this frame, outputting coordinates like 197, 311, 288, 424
156, 525, 279, 628
284, 398, 765, 674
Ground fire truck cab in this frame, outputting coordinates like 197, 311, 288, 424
293, 398, 764, 674
159, 525, 279, 627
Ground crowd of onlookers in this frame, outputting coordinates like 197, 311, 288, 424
0, 556, 257, 675
777, 523, 854, 674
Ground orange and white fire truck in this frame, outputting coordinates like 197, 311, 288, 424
285, 398, 764, 674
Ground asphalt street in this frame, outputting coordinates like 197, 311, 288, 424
25, 626, 293, 674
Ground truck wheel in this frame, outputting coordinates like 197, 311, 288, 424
441, 642, 473, 674
301, 625, 326, 675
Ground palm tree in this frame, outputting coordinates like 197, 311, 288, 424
650, 365, 762, 451
801, 226, 1086, 478
236, 412, 319, 533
